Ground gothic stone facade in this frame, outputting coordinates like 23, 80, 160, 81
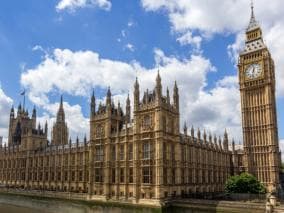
0, 5, 281, 205
238, 4, 281, 193
0, 75, 233, 205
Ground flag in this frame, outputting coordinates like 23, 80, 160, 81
20, 89, 25, 96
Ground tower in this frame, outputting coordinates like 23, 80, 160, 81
238, 2, 281, 192
52, 95, 68, 146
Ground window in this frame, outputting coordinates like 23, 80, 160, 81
64, 171, 68, 181
172, 169, 175, 184
143, 167, 152, 184
111, 169, 116, 183
111, 146, 116, 161
57, 172, 61, 181
163, 143, 167, 160
128, 144, 133, 160
171, 144, 175, 161
129, 168, 133, 183
71, 171, 75, 181
120, 168, 124, 183
95, 168, 102, 182
120, 144, 124, 160
79, 171, 83, 181
163, 168, 167, 185
143, 142, 150, 159
95, 146, 104, 161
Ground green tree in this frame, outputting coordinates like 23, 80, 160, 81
225, 173, 266, 194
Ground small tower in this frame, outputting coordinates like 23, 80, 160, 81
223, 129, 229, 151
106, 87, 111, 108
126, 94, 131, 123
134, 77, 140, 112
155, 70, 162, 103
45, 121, 48, 135
191, 126, 194, 138
10, 106, 14, 120
52, 96, 68, 146
183, 122, 187, 136
90, 89, 96, 118
173, 81, 179, 112
166, 87, 170, 104
32, 105, 36, 129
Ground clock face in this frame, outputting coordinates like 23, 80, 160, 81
245, 63, 262, 79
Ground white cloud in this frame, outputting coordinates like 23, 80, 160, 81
176, 31, 202, 49
125, 43, 135, 52
21, 48, 241, 141
56, 0, 111, 12
141, 0, 284, 96
0, 85, 13, 144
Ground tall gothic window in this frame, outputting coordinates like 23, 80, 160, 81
129, 168, 133, 183
128, 143, 133, 160
163, 168, 167, 185
120, 168, 124, 183
95, 168, 102, 182
143, 167, 152, 184
111, 146, 116, 161
143, 142, 150, 159
119, 144, 124, 160
95, 146, 104, 161
111, 168, 115, 183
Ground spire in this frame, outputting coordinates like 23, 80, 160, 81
32, 105, 36, 118
134, 77, 139, 90
247, 0, 259, 31
45, 120, 48, 134
10, 105, 14, 118
197, 128, 201, 141
166, 87, 170, 104
156, 69, 161, 85
134, 77, 140, 111
91, 89, 96, 116
232, 138, 236, 152
191, 126, 194, 138
106, 87, 111, 106
223, 129, 229, 151
155, 70, 162, 101
173, 80, 179, 111
60, 95, 63, 109
126, 93, 131, 123
183, 122, 187, 136
56, 95, 65, 122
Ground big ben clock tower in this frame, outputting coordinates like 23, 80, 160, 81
238, 2, 281, 192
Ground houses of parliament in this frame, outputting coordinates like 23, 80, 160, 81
0, 3, 281, 205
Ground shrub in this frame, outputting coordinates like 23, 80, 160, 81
225, 173, 266, 194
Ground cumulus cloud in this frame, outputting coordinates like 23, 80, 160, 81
21, 48, 241, 141
0, 86, 13, 144
141, 0, 284, 96
56, 0, 111, 12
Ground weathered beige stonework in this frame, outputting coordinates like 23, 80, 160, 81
238, 4, 281, 193
0, 4, 281, 205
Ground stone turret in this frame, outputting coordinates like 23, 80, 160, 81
223, 129, 229, 151
173, 81, 179, 112
52, 96, 68, 146
91, 90, 96, 117
134, 77, 140, 112
126, 94, 131, 123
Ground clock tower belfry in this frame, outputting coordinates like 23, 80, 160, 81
238, 2, 281, 192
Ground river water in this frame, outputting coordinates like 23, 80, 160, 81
0, 194, 216, 213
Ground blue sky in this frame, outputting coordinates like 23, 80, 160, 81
0, 0, 283, 147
